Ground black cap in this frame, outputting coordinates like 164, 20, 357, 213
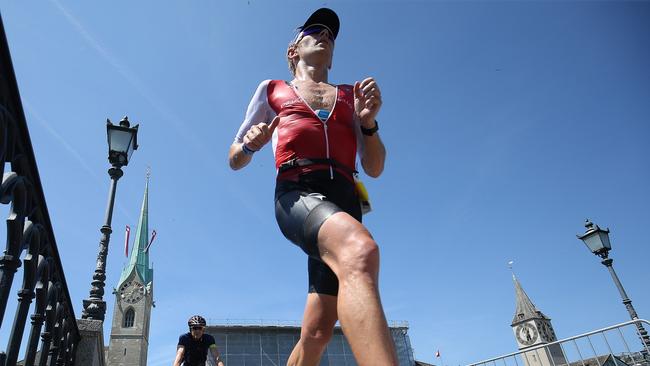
300, 8, 340, 40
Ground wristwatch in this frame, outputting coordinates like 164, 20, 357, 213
360, 120, 379, 136
241, 144, 256, 155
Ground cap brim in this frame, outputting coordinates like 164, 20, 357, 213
301, 8, 340, 40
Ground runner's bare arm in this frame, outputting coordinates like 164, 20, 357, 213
228, 143, 253, 170
361, 132, 386, 178
230, 80, 276, 170
355, 78, 385, 177
228, 117, 280, 170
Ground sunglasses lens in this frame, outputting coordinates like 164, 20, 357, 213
300, 26, 334, 41
302, 26, 323, 35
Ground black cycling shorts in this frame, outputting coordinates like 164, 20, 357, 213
275, 170, 362, 296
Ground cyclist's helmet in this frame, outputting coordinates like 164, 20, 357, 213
188, 315, 207, 328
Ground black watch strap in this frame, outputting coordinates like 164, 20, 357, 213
360, 120, 379, 136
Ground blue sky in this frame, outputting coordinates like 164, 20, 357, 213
1, 1, 649, 365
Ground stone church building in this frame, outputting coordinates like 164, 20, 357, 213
105, 178, 154, 366
511, 273, 566, 366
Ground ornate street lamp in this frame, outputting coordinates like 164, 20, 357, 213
577, 219, 650, 353
106, 118, 138, 167
82, 116, 138, 321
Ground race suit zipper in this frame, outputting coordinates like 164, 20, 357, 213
289, 83, 338, 179
323, 123, 333, 179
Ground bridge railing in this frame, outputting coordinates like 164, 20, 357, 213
0, 13, 80, 366
468, 319, 650, 366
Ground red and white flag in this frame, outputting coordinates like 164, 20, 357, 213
124, 225, 131, 257
435, 350, 441, 358
145, 229, 157, 253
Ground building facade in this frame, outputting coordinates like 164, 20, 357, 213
204, 322, 416, 366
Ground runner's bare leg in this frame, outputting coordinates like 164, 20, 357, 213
316, 212, 398, 366
287, 294, 338, 366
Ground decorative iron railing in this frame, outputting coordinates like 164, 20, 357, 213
468, 319, 650, 366
0, 13, 79, 366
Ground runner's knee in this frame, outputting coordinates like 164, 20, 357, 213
337, 231, 380, 278
301, 323, 334, 348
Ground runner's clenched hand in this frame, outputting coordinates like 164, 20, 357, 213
243, 116, 280, 151
354, 77, 382, 127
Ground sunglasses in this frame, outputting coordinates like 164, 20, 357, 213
191, 326, 205, 331
296, 25, 335, 43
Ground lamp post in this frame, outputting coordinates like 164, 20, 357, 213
577, 219, 650, 353
82, 116, 138, 321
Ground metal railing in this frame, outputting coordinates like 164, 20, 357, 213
0, 13, 79, 366
469, 319, 650, 366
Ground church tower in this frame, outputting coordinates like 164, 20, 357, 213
107, 176, 154, 366
511, 273, 566, 366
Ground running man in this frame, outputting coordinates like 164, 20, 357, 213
228, 8, 397, 366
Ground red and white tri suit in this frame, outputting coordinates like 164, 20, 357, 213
234, 79, 364, 181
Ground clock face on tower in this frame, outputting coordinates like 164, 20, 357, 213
516, 323, 539, 346
119, 280, 145, 304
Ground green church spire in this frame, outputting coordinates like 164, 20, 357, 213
118, 173, 154, 287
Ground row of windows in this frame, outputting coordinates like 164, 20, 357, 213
206, 328, 414, 366
213, 333, 353, 355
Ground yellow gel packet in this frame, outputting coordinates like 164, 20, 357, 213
354, 173, 372, 215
